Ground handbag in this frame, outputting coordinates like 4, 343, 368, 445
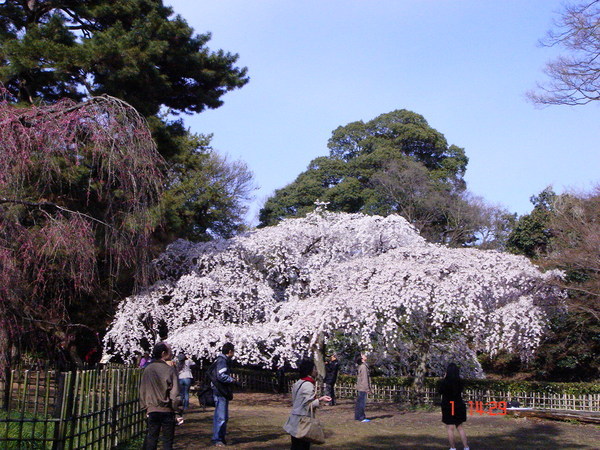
295, 403, 325, 444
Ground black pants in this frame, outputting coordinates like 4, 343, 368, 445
355, 391, 367, 420
143, 411, 176, 449
324, 383, 336, 405
291, 435, 311, 449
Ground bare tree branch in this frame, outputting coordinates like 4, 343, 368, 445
529, 1, 600, 105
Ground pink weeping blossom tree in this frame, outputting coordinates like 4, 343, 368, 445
105, 209, 564, 386
0, 91, 163, 373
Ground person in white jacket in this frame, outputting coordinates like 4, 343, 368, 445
175, 353, 195, 411
283, 359, 331, 449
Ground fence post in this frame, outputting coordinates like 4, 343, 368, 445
2, 367, 12, 411
52, 371, 75, 450
110, 369, 120, 448
52, 372, 65, 450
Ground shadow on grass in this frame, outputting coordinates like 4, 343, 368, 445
336, 421, 597, 449
230, 432, 287, 445
141, 419, 600, 450
174, 422, 288, 449
368, 414, 394, 420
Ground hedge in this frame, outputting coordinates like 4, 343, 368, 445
335, 375, 600, 395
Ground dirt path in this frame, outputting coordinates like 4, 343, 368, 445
171, 393, 600, 449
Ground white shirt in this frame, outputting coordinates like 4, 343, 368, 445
177, 359, 195, 379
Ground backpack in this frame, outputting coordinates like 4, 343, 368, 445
197, 361, 217, 408
197, 385, 216, 408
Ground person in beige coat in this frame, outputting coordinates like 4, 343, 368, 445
283, 359, 331, 449
354, 353, 372, 422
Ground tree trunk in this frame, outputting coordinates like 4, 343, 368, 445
312, 332, 326, 380
411, 343, 430, 404
0, 322, 12, 411
312, 332, 326, 397
0, 321, 11, 374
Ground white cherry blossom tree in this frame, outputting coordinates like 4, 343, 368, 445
104, 210, 564, 382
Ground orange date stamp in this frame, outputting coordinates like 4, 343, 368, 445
450, 400, 508, 416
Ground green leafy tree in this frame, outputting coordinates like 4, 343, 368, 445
0, 0, 248, 115
507, 187, 556, 258
157, 124, 254, 242
531, 312, 600, 381
260, 109, 502, 247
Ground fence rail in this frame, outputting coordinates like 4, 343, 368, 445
332, 382, 600, 412
1, 367, 144, 449
201, 368, 600, 412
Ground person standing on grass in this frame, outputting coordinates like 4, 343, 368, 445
354, 353, 372, 422
283, 359, 331, 449
439, 362, 469, 450
140, 342, 183, 450
324, 353, 340, 405
176, 353, 195, 411
209, 342, 240, 447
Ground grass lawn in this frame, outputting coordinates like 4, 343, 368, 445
129, 393, 600, 449
0, 410, 54, 449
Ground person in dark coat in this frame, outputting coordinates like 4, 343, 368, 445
439, 363, 469, 450
324, 353, 340, 405
55, 340, 75, 373
276, 362, 289, 394
84, 346, 100, 367
209, 343, 240, 447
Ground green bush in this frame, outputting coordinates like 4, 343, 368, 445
335, 375, 600, 395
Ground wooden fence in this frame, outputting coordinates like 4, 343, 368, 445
198, 368, 600, 412
332, 380, 600, 412
0, 367, 144, 449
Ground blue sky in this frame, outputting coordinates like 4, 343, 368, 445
165, 0, 600, 224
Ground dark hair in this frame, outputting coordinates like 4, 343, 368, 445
176, 353, 186, 372
298, 359, 315, 378
441, 362, 463, 396
221, 342, 234, 355
355, 354, 363, 365
151, 342, 169, 360
445, 363, 460, 381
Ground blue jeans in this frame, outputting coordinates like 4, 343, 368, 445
355, 391, 367, 420
178, 378, 192, 410
212, 392, 229, 443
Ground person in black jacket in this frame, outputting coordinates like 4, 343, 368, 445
55, 340, 75, 373
324, 353, 340, 405
209, 343, 239, 447
439, 363, 469, 450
